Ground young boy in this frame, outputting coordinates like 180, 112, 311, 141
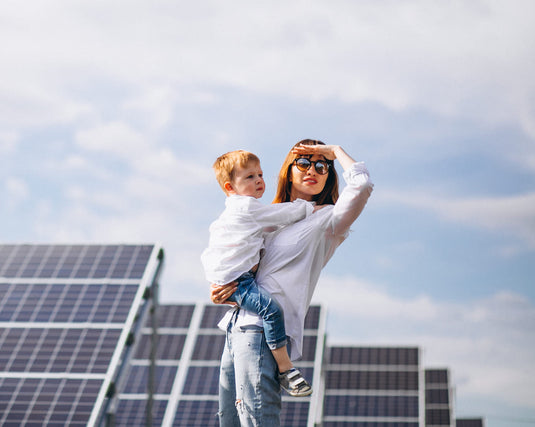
201, 150, 314, 397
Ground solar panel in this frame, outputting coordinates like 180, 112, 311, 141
0, 243, 163, 427
456, 418, 484, 427
324, 346, 421, 427
114, 303, 327, 427
425, 369, 452, 427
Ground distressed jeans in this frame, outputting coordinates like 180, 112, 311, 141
226, 271, 287, 350
218, 316, 281, 426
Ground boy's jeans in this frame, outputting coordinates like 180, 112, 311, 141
218, 316, 281, 426
225, 271, 287, 349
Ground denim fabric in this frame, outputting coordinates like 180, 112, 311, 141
226, 271, 287, 349
218, 316, 281, 426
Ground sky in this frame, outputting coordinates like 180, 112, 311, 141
1, 1, 534, 426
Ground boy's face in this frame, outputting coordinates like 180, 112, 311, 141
227, 162, 265, 199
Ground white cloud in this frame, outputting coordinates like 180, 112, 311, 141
312, 274, 535, 408
378, 190, 535, 249
1, 0, 534, 141
4, 177, 29, 209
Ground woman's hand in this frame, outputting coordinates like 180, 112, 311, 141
291, 144, 340, 161
210, 282, 238, 306
292, 144, 356, 171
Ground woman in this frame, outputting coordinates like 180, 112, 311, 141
211, 140, 373, 426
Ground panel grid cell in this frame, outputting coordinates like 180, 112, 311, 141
0, 283, 139, 323
0, 244, 154, 280
191, 334, 226, 361
115, 399, 168, 427
123, 365, 178, 394
173, 400, 219, 427
280, 401, 311, 426
134, 333, 187, 361
0, 377, 102, 427
326, 370, 419, 391
329, 347, 419, 366
148, 304, 195, 328
0, 327, 122, 374
324, 395, 419, 417
182, 366, 220, 395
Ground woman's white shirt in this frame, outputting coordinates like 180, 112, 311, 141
218, 161, 373, 360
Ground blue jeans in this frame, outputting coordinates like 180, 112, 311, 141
219, 315, 281, 426
226, 271, 287, 350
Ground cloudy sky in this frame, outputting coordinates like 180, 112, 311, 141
1, 1, 534, 426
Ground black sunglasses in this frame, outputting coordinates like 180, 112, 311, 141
293, 157, 330, 175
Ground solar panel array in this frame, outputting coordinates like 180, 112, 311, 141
0, 244, 163, 427
425, 369, 452, 427
116, 303, 327, 427
324, 346, 422, 427
1, 244, 485, 426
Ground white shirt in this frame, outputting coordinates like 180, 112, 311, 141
201, 195, 314, 285
218, 162, 374, 360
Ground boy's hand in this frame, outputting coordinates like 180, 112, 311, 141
210, 282, 238, 305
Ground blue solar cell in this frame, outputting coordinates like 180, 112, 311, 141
280, 401, 311, 426
0, 327, 122, 373
426, 408, 451, 425
191, 334, 225, 361
150, 304, 195, 328
182, 366, 220, 395
115, 399, 167, 427
0, 283, 139, 324
123, 365, 178, 394
200, 305, 231, 328
135, 333, 187, 360
329, 347, 419, 366
324, 395, 419, 418
326, 370, 419, 391
0, 377, 102, 427
173, 400, 219, 427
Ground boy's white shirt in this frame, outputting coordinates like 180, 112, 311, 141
201, 195, 314, 285
217, 162, 374, 361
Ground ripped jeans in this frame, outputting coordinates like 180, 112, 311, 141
218, 314, 281, 426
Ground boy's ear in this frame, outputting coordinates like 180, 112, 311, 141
224, 181, 235, 194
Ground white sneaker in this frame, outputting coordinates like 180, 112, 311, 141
278, 368, 312, 397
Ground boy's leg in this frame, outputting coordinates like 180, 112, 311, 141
236, 276, 287, 350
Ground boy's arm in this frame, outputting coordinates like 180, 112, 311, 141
252, 199, 314, 228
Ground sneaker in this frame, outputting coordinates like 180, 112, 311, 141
278, 368, 313, 397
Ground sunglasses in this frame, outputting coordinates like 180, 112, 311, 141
293, 157, 330, 175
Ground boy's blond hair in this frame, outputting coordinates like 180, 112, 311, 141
213, 150, 260, 194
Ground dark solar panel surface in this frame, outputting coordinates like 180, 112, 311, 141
0, 243, 158, 427
134, 333, 187, 360
456, 419, 484, 427
0, 327, 122, 373
329, 346, 419, 365
0, 377, 103, 426
326, 370, 419, 390
0, 283, 138, 323
173, 400, 219, 426
0, 244, 153, 279
123, 365, 178, 394
324, 395, 419, 417
115, 399, 167, 427
324, 423, 418, 427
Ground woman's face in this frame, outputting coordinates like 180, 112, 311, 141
289, 154, 329, 201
